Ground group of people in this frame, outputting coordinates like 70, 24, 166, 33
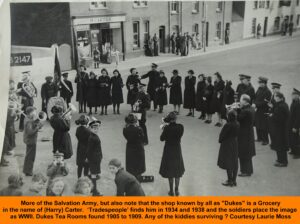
170, 32, 201, 57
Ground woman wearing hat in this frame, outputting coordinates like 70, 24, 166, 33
184, 70, 196, 117
86, 72, 99, 115
169, 70, 182, 114
156, 70, 168, 113
123, 114, 145, 181
75, 65, 89, 113
195, 74, 207, 119
98, 68, 112, 115
220, 80, 235, 121
75, 115, 91, 178
210, 72, 225, 127
203, 76, 214, 124
41, 76, 58, 116
289, 88, 300, 159
111, 69, 124, 114
159, 112, 185, 196
126, 68, 141, 111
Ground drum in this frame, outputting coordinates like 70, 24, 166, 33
47, 96, 67, 118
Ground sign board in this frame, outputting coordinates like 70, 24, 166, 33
109, 22, 121, 29
74, 24, 90, 31
73, 15, 126, 25
10, 53, 32, 66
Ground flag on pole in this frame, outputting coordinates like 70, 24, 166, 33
72, 27, 80, 72
54, 46, 61, 84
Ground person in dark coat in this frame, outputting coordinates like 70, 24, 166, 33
269, 92, 290, 167
126, 68, 141, 111
159, 112, 184, 196
93, 47, 100, 68
289, 88, 300, 158
98, 68, 111, 115
0, 174, 23, 196
175, 32, 181, 55
236, 74, 255, 104
183, 70, 196, 117
59, 73, 73, 107
170, 32, 176, 54
256, 23, 261, 38
153, 33, 159, 56
123, 114, 145, 180
253, 77, 272, 145
111, 69, 124, 114
49, 105, 73, 160
87, 119, 103, 196
288, 22, 294, 36
203, 76, 214, 124
211, 72, 225, 127
75, 115, 91, 178
109, 159, 145, 196
217, 110, 239, 187
141, 63, 160, 111
237, 94, 256, 176
156, 70, 168, 113
196, 74, 207, 120
75, 65, 89, 113
169, 69, 182, 114
220, 80, 235, 120
41, 76, 58, 117
180, 33, 187, 56
86, 72, 98, 115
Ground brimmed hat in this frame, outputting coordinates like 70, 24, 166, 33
243, 75, 251, 80
172, 69, 178, 75
258, 76, 268, 84
163, 111, 177, 123
51, 105, 63, 114
292, 88, 300, 95
89, 120, 101, 128
75, 115, 90, 125
159, 70, 165, 75
125, 113, 138, 124
53, 151, 64, 158
271, 82, 281, 89
188, 70, 194, 75
62, 73, 68, 77
151, 63, 158, 68
25, 106, 36, 115
21, 71, 30, 81
45, 76, 53, 81
138, 83, 147, 88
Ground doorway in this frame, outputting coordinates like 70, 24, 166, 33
159, 26, 165, 53
263, 17, 268, 37
206, 22, 209, 47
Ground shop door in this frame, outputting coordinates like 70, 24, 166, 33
159, 26, 165, 53
263, 17, 268, 37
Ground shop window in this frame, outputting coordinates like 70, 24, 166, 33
251, 18, 257, 34
253, 1, 258, 9
259, 1, 265, 8
90, 1, 107, 10
192, 1, 199, 13
279, 0, 291, 7
274, 17, 280, 30
193, 23, 199, 33
133, 1, 148, 8
216, 21, 221, 39
216, 2, 222, 12
77, 30, 91, 58
297, 15, 300, 26
266, 0, 270, 8
171, 1, 179, 14
133, 21, 140, 48
143, 21, 150, 44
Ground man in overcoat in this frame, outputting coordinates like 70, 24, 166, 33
59, 73, 73, 107
289, 88, 300, 158
236, 74, 255, 104
41, 76, 58, 118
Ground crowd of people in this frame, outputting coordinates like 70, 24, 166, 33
1, 61, 300, 196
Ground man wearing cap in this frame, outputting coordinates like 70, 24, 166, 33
141, 63, 160, 111
253, 77, 272, 145
126, 68, 141, 111
59, 73, 73, 108
289, 88, 300, 159
236, 74, 255, 104
41, 76, 58, 117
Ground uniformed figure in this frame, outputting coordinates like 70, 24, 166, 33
269, 92, 290, 167
196, 74, 207, 120
237, 94, 256, 177
59, 73, 73, 107
156, 70, 168, 113
126, 68, 141, 111
236, 74, 255, 103
123, 114, 145, 180
98, 68, 111, 115
220, 80, 235, 120
210, 72, 225, 127
111, 69, 124, 114
170, 32, 176, 54
41, 76, 58, 117
159, 112, 185, 196
175, 32, 181, 55
253, 77, 272, 145
75, 65, 89, 113
169, 69, 182, 114
289, 88, 300, 158
183, 70, 196, 117
87, 119, 103, 196
86, 72, 99, 115
203, 76, 214, 124
141, 63, 160, 111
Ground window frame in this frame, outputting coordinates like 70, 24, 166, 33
253, 1, 258, 9
216, 21, 222, 39
143, 20, 150, 44
274, 16, 280, 30
192, 1, 200, 14
171, 1, 179, 14
133, 1, 148, 8
133, 21, 140, 49
251, 18, 257, 34
259, 1, 265, 8
266, 0, 270, 8
89, 1, 107, 10
216, 1, 223, 13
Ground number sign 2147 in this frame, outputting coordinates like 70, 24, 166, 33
10, 53, 32, 66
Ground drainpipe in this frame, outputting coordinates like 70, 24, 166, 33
168, 1, 171, 53
221, 1, 226, 45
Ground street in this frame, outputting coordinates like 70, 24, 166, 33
3, 34, 300, 196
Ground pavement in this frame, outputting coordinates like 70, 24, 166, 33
1, 32, 300, 196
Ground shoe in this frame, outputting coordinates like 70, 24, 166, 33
24, 173, 33, 176
274, 162, 287, 167
100, 112, 104, 115
198, 116, 202, 119
153, 109, 157, 111
113, 111, 116, 114
92, 190, 103, 196
232, 182, 237, 187
215, 122, 223, 127
168, 191, 174, 196
117, 110, 120, 114
207, 120, 212, 124
238, 173, 251, 177
186, 112, 192, 116
105, 112, 108, 115
175, 189, 180, 196
204, 120, 210, 123
222, 180, 234, 187
261, 141, 269, 146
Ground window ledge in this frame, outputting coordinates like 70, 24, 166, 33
192, 10, 199, 14
171, 11, 179, 15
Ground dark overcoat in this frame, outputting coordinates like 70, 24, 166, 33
5, 110, 16, 149
115, 168, 145, 196
169, 75, 182, 105
50, 114, 73, 159
111, 76, 124, 104
236, 83, 255, 103
156, 76, 168, 106
41, 82, 58, 112
220, 84, 235, 119
270, 101, 290, 151
289, 99, 300, 153
210, 80, 225, 113
75, 71, 89, 102
75, 126, 91, 166
159, 123, 185, 178
98, 75, 111, 106
126, 74, 140, 105
183, 76, 196, 109
60, 80, 73, 100
141, 70, 159, 101
86, 78, 99, 107
123, 125, 145, 176
217, 121, 239, 170
237, 105, 256, 159
254, 86, 272, 130
195, 80, 206, 112
202, 84, 214, 114
87, 132, 103, 174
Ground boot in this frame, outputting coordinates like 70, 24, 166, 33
91, 178, 102, 196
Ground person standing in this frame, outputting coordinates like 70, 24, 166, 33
175, 32, 181, 55
217, 110, 239, 187
93, 47, 100, 68
153, 33, 159, 56
184, 70, 196, 117
86, 72, 99, 115
225, 26, 230, 44
211, 72, 225, 127
256, 23, 261, 39
111, 69, 124, 114
98, 68, 111, 115
253, 77, 272, 145
203, 76, 214, 124
289, 88, 300, 159
156, 70, 168, 113
41, 76, 58, 116
196, 74, 207, 120
236, 74, 255, 104
237, 94, 256, 177
126, 68, 141, 111
141, 63, 160, 111
123, 114, 145, 181
75, 65, 89, 113
186, 32, 191, 55
159, 112, 184, 196
59, 73, 73, 107
169, 70, 182, 114
180, 33, 187, 56
288, 21, 294, 36
170, 32, 176, 54
220, 80, 235, 121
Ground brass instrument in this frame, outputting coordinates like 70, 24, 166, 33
225, 102, 241, 111
47, 96, 67, 118
160, 117, 169, 130
61, 103, 77, 119
22, 81, 36, 98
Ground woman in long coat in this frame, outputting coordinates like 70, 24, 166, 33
50, 106, 73, 160
111, 69, 124, 114
75, 65, 89, 113
203, 76, 214, 124
210, 72, 225, 127
123, 114, 145, 180
86, 72, 98, 115
289, 89, 300, 158
169, 69, 182, 114
159, 112, 184, 196
183, 70, 196, 117
126, 68, 141, 111
196, 74, 206, 120
156, 70, 168, 113
220, 80, 235, 120
218, 110, 239, 187
98, 68, 111, 115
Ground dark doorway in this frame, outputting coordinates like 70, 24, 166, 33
159, 26, 165, 53
206, 22, 209, 47
225, 23, 230, 44
263, 17, 268, 37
